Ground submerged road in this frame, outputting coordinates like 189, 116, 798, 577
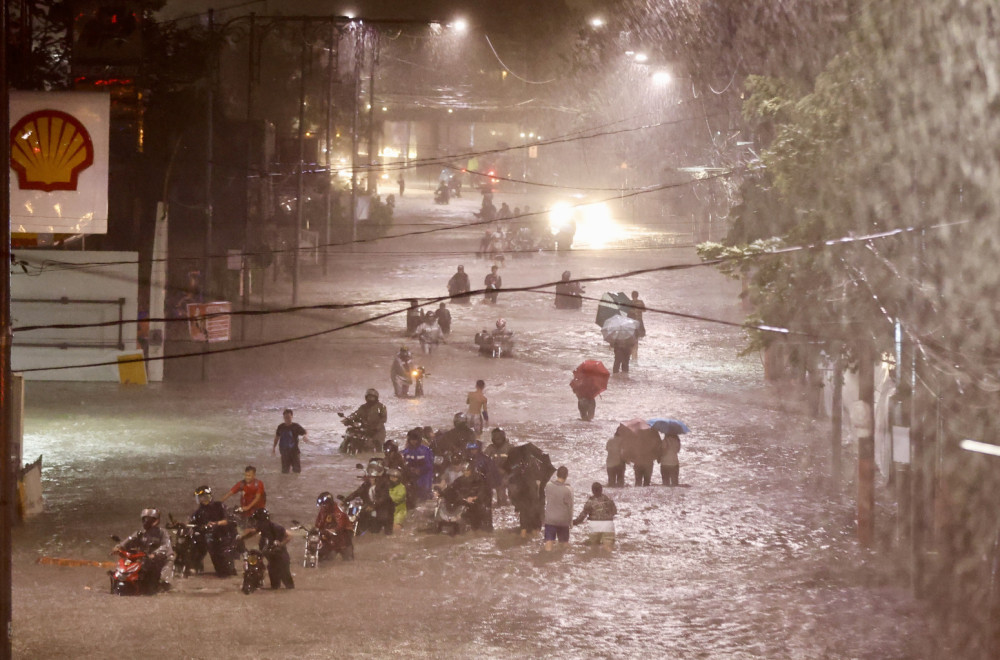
14, 191, 943, 658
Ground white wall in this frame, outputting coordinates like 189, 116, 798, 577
11, 250, 139, 381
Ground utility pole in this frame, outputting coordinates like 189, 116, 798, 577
366, 31, 379, 193
349, 27, 362, 246
2, 4, 14, 655
201, 9, 215, 381
857, 341, 876, 548
293, 29, 309, 306
831, 347, 843, 485
322, 21, 335, 276
240, 13, 256, 342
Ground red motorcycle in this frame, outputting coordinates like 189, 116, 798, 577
108, 546, 145, 596
108, 535, 169, 596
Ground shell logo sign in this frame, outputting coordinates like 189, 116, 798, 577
8, 91, 109, 235
10, 110, 96, 192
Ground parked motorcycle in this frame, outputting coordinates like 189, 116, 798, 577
337, 412, 370, 455
241, 548, 267, 594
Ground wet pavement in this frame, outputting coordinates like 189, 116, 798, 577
13, 190, 944, 658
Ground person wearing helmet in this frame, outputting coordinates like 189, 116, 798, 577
383, 439, 406, 473
115, 508, 173, 593
189, 485, 237, 577
391, 347, 414, 397
484, 265, 502, 304
466, 380, 489, 438
433, 412, 476, 461
490, 319, 514, 357
447, 265, 471, 302
272, 408, 309, 474
240, 508, 294, 589
387, 468, 408, 532
315, 492, 354, 561
402, 428, 434, 503
484, 428, 513, 506
345, 461, 394, 535
350, 389, 388, 451
442, 460, 492, 532
220, 465, 267, 521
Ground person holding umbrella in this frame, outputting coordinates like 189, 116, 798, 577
601, 314, 640, 375
570, 360, 609, 421
660, 434, 681, 486
648, 418, 690, 486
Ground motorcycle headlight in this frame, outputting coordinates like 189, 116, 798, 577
411, 370, 419, 378
247, 554, 259, 565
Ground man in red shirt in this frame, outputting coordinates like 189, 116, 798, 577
221, 465, 267, 518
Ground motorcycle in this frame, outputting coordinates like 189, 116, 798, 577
337, 412, 370, 455
291, 520, 321, 568
433, 492, 469, 536
108, 535, 168, 596
166, 518, 205, 578
434, 184, 450, 205
241, 548, 267, 594
475, 330, 514, 358
411, 365, 427, 397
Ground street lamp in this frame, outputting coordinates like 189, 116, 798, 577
589, 17, 605, 28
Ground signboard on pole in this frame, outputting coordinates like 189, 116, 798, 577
187, 302, 232, 343
8, 91, 110, 234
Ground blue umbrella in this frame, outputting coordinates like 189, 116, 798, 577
647, 418, 690, 435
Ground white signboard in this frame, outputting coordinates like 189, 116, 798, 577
9, 91, 110, 234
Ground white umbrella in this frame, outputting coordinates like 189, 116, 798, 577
601, 314, 639, 343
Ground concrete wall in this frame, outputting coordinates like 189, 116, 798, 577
11, 250, 139, 381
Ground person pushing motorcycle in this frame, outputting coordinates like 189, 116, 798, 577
240, 508, 294, 589
189, 486, 238, 577
115, 508, 173, 593
350, 388, 388, 451
390, 347, 414, 397
315, 492, 354, 561
345, 461, 394, 535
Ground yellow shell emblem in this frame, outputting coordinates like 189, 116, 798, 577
10, 109, 95, 192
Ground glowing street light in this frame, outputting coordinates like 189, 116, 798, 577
634, 53, 648, 63
451, 18, 468, 33
652, 70, 672, 86
589, 17, 605, 28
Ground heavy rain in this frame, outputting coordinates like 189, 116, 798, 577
4, 1, 999, 658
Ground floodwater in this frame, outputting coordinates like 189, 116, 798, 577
14, 190, 942, 658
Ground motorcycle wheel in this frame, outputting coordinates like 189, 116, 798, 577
241, 576, 256, 595
415, 382, 424, 397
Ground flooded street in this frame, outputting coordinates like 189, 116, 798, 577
13, 193, 942, 658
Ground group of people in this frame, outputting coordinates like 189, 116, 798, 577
446, 263, 503, 305
606, 428, 683, 488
